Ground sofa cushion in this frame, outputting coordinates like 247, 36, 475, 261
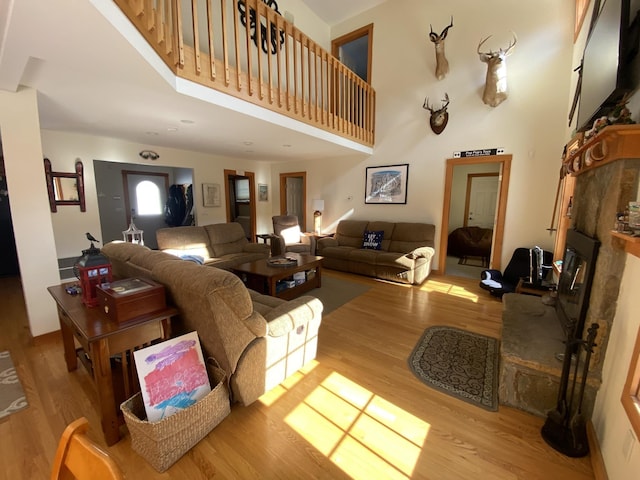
205, 223, 248, 257
389, 222, 435, 252
334, 220, 369, 248
362, 230, 384, 250
156, 226, 214, 260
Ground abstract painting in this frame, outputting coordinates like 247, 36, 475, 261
134, 331, 211, 422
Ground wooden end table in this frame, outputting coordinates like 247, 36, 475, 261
47, 283, 178, 445
231, 253, 323, 300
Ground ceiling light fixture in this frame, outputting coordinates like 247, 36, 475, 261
139, 150, 160, 160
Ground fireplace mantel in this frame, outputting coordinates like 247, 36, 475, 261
565, 124, 640, 176
563, 124, 640, 258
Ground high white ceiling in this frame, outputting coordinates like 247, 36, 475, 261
0, 0, 384, 162
300, 0, 388, 26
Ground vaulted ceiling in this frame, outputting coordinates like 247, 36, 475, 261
0, 0, 386, 161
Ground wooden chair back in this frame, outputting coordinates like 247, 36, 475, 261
50, 417, 124, 480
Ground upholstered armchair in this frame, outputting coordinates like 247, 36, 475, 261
272, 215, 316, 256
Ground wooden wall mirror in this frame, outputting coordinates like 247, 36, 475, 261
44, 158, 86, 212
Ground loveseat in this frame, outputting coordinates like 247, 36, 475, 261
316, 220, 436, 285
101, 241, 323, 406
156, 222, 270, 269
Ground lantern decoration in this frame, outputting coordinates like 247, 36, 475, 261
122, 216, 144, 245
74, 235, 112, 307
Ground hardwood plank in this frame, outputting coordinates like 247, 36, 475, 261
0, 272, 594, 478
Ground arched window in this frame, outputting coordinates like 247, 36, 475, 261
136, 180, 162, 215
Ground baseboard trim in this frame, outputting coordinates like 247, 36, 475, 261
587, 420, 609, 480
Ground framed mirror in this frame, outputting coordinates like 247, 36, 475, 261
44, 158, 86, 212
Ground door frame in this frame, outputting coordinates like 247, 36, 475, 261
331, 23, 374, 84
438, 155, 511, 274
224, 169, 257, 241
279, 171, 307, 230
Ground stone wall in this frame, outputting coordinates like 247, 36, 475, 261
572, 158, 640, 370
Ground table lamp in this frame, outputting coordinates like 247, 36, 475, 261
313, 199, 324, 234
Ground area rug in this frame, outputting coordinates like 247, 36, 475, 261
309, 276, 371, 314
0, 351, 28, 419
458, 256, 487, 268
408, 326, 499, 411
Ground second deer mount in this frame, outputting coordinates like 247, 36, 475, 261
423, 93, 450, 135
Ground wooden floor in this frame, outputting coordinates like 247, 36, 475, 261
0, 271, 595, 479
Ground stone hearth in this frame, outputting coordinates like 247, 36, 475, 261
499, 294, 599, 418
499, 125, 640, 416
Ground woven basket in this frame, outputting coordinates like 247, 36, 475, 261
121, 357, 231, 472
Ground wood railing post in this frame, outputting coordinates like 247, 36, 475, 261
113, 0, 375, 146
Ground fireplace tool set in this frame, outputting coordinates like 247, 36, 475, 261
541, 322, 599, 457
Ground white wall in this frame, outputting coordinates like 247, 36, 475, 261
0, 88, 60, 336
40, 130, 275, 260
592, 254, 640, 477
273, 0, 574, 268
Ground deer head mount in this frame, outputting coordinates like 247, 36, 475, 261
423, 93, 450, 134
477, 33, 517, 107
429, 17, 454, 80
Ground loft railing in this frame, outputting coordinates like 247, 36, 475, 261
113, 0, 375, 147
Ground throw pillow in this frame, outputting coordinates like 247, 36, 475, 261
362, 230, 384, 250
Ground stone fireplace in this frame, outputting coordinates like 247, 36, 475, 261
499, 126, 640, 417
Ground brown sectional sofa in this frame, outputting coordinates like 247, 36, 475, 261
316, 220, 436, 285
156, 222, 270, 269
101, 241, 323, 406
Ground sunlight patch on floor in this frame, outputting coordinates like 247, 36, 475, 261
259, 360, 319, 406
284, 371, 430, 479
420, 280, 480, 302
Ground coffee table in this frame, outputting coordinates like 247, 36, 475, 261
231, 253, 323, 300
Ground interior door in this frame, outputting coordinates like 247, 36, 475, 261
286, 177, 304, 226
123, 171, 169, 250
465, 174, 499, 228
279, 172, 306, 230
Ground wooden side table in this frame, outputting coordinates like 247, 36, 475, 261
47, 284, 178, 445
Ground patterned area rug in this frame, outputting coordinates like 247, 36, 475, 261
408, 326, 500, 411
0, 351, 28, 419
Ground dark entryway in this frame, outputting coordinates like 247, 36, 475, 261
0, 146, 20, 277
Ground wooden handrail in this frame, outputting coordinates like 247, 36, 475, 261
114, 0, 375, 147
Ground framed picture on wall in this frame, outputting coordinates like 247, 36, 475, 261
365, 164, 409, 204
258, 184, 268, 201
202, 183, 221, 207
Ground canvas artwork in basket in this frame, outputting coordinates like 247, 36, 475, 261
122, 332, 231, 472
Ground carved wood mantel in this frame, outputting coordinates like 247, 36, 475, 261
565, 125, 640, 176
563, 124, 640, 258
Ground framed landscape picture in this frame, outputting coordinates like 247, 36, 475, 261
258, 184, 268, 201
202, 183, 221, 207
365, 164, 409, 204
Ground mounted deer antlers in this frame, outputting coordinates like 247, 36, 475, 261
477, 33, 517, 107
423, 93, 450, 134
429, 17, 454, 80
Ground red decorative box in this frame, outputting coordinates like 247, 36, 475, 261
96, 278, 166, 323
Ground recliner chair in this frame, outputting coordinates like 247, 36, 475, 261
271, 215, 316, 256
480, 247, 553, 298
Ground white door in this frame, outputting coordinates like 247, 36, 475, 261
124, 172, 169, 250
286, 177, 304, 228
466, 174, 499, 228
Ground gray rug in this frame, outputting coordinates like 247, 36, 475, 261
0, 351, 28, 418
408, 326, 500, 411
309, 276, 371, 314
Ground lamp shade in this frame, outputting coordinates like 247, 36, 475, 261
312, 199, 324, 212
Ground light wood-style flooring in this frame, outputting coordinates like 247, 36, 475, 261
0, 271, 595, 479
